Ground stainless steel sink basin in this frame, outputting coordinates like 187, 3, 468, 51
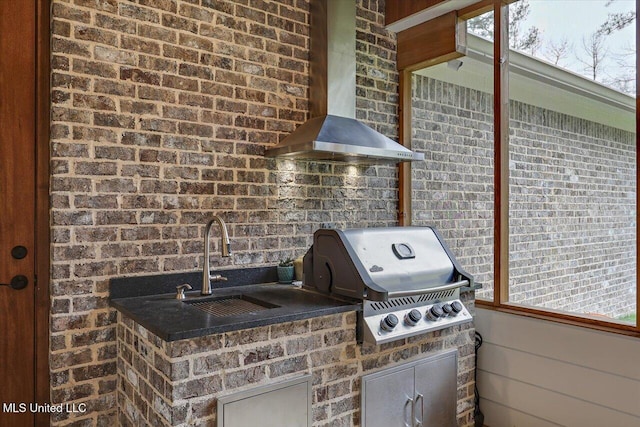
184, 295, 279, 317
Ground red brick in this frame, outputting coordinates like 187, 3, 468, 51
74, 25, 118, 45
119, 3, 160, 23
162, 74, 199, 92
121, 35, 161, 55
73, 58, 118, 78
162, 13, 198, 32
138, 23, 176, 42
179, 3, 215, 22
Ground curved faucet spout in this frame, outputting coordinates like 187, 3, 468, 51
202, 216, 232, 295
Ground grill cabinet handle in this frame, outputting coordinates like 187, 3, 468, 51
404, 396, 413, 427
414, 393, 424, 427
386, 279, 469, 299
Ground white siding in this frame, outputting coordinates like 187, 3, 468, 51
476, 309, 640, 427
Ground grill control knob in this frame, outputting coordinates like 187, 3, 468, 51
442, 303, 453, 317
380, 314, 399, 332
405, 309, 422, 326
425, 305, 444, 321
451, 301, 463, 316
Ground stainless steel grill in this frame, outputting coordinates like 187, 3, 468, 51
303, 226, 473, 344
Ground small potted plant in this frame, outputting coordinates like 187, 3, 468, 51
277, 258, 295, 283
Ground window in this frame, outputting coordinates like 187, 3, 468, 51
410, 25, 496, 301
506, 0, 636, 324
504, 0, 636, 326
400, 0, 638, 333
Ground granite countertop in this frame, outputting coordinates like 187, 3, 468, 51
109, 268, 360, 341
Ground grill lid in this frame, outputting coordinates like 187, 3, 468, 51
303, 226, 473, 301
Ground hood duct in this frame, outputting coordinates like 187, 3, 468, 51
264, 0, 424, 163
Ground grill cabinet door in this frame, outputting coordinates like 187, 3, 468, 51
362, 365, 415, 427
218, 376, 312, 427
414, 351, 457, 427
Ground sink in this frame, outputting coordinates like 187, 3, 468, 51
184, 295, 279, 317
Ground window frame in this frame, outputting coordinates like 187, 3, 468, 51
396, 0, 640, 336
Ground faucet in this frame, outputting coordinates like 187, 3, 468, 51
202, 216, 232, 295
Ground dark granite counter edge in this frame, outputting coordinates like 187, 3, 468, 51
110, 269, 361, 342
112, 297, 360, 342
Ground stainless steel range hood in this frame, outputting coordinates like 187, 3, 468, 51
264, 0, 424, 163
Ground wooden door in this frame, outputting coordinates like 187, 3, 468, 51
0, 1, 38, 425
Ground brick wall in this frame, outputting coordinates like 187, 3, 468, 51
49, 0, 406, 425
117, 304, 477, 426
509, 103, 636, 316
411, 74, 636, 317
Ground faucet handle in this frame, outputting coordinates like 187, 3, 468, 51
175, 283, 193, 300
209, 274, 227, 283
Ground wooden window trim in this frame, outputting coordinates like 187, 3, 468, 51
458, 0, 495, 20
397, 0, 640, 335
636, 0, 640, 335
386, 0, 451, 27
398, 69, 412, 226
396, 11, 467, 72
492, 0, 509, 306
386, 0, 517, 31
